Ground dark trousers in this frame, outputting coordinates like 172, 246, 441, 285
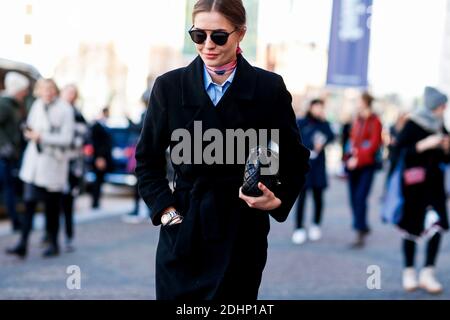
348, 166, 375, 232
20, 185, 62, 249
91, 169, 105, 208
403, 233, 442, 267
0, 159, 19, 227
131, 183, 140, 214
61, 173, 80, 240
130, 182, 152, 216
61, 193, 74, 240
296, 187, 324, 229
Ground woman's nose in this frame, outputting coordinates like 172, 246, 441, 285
204, 36, 216, 49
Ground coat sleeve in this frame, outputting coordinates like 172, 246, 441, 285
268, 77, 310, 223
135, 77, 176, 226
441, 127, 450, 163
0, 102, 12, 124
324, 122, 336, 145
395, 120, 420, 158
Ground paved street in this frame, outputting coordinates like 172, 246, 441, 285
1, 171, 450, 300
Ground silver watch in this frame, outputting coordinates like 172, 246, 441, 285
161, 210, 181, 226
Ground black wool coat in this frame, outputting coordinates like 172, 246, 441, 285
135, 54, 310, 300
392, 120, 450, 236
296, 115, 335, 189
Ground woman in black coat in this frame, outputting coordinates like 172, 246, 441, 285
89, 107, 113, 209
293, 99, 335, 244
135, 0, 310, 300
392, 87, 449, 294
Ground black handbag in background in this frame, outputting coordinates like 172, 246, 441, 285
241, 141, 280, 197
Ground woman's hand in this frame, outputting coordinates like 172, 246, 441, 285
161, 206, 182, 226
24, 129, 41, 143
314, 142, 325, 154
416, 134, 444, 153
95, 157, 107, 171
239, 182, 282, 211
346, 157, 358, 170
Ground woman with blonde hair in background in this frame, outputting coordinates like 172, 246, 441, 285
6, 79, 75, 258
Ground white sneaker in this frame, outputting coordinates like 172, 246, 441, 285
419, 267, 443, 294
292, 229, 307, 245
402, 268, 418, 292
65, 239, 76, 253
308, 225, 322, 241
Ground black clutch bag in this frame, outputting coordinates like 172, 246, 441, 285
241, 142, 280, 197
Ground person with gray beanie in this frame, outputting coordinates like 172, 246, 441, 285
389, 86, 449, 294
0, 72, 30, 232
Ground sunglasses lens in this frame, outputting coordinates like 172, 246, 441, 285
189, 30, 207, 44
211, 32, 228, 46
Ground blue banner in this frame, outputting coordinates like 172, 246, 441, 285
326, 0, 373, 88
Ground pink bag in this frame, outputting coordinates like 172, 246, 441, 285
403, 167, 426, 186
126, 146, 137, 173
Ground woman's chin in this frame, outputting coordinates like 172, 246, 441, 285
200, 53, 237, 67
201, 54, 224, 65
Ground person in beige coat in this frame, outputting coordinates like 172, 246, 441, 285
6, 79, 74, 258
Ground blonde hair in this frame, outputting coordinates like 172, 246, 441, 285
33, 78, 60, 98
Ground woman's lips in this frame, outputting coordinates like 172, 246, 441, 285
204, 53, 219, 59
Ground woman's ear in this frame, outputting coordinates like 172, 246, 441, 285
238, 26, 247, 42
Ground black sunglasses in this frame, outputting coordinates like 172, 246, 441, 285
188, 25, 238, 46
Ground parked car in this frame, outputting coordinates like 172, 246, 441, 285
0, 58, 40, 112
83, 119, 174, 189
83, 122, 140, 188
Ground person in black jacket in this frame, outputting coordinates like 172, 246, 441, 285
0, 72, 30, 232
393, 87, 449, 294
60, 84, 88, 251
293, 99, 335, 244
89, 107, 112, 209
135, 0, 310, 300
122, 91, 151, 224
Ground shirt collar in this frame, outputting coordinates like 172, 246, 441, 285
203, 64, 236, 91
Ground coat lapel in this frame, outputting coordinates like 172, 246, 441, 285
181, 56, 219, 131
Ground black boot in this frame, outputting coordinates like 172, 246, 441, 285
350, 231, 366, 249
42, 244, 59, 258
12, 219, 22, 233
6, 244, 27, 258
40, 234, 50, 248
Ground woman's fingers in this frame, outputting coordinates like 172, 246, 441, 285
239, 188, 258, 208
239, 185, 271, 203
258, 182, 266, 192
239, 185, 279, 210
239, 187, 261, 208
238, 187, 251, 201
258, 182, 274, 198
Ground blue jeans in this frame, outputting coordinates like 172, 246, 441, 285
348, 166, 375, 232
0, 159, 19, 225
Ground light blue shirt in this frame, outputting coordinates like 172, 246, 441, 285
203, 64, 236, 106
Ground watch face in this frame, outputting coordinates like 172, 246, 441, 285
162, 214, 170, 225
